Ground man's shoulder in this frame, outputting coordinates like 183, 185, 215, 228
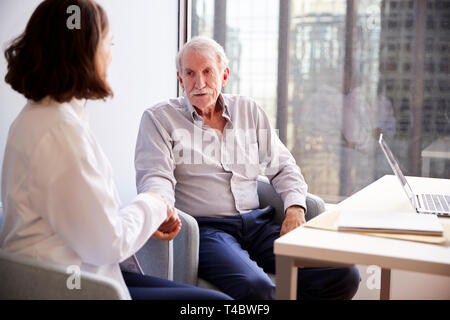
143, 96, 186, 118
222, 93, 257, 105
223, 94, 266, 119
222, 94, 260, 112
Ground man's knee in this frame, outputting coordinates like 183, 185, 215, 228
298, 265, 361, 300
331, 266, 361, 300
239, 274, 275, 300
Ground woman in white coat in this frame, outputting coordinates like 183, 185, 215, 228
0, 0, 230, 300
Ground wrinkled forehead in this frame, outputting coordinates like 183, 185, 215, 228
181, 48, 222, 71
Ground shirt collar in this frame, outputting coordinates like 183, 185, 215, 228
218, 94, 232, 122
183, 92, 198, 121
183, 92, 231, 123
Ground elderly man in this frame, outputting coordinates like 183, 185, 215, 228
135, 37, 360, 300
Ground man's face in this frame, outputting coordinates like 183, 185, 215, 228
178, 49, 229, 112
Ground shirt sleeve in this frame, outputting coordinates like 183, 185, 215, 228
135, 109, 177, 207
254, 102, 308, 213
30, 122, 167, 266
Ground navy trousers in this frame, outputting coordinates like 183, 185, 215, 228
196, 206, 361, 300
122, 272, 232, 300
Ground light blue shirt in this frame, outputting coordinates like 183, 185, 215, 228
135, 93, 308, 218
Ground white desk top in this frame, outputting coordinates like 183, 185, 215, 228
274, 175, 450, 276
421, 136, 450, 159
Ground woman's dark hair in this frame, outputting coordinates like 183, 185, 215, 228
4, 0, 113, 103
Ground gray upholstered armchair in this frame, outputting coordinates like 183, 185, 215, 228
0, 204, 127, 300
136, 175, 326, 290
0, 249, 127, 299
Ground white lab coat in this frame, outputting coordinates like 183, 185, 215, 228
0, 98, 166, 299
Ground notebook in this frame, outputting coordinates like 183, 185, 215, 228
337, 210, 444, 236
305, 210, 448, 245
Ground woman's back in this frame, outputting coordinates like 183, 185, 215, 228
0, 97, 167, 300
1, 98, 102, 259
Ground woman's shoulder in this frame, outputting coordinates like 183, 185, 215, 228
11, 99, 92, 159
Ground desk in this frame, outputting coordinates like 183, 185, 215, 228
274, 175, 450, 300
421, 136, 450, 176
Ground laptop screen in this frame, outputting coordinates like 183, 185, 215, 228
378, 133, 416, 207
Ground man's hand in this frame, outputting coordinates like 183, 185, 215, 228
152, 225, 181, 240
280, 206, 306, 236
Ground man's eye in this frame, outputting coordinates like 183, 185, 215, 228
186, 71, 193, 76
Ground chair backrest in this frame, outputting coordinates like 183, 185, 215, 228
257, 176, 325, 225
257, 176, 285, 225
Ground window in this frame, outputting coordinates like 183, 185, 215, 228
186, 0, 450, 203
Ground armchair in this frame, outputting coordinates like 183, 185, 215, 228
0, 249, 127, 299
0, 205, 127, 300
137, 176, 326, 291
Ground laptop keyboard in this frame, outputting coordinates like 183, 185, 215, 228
421, 194, 450, 213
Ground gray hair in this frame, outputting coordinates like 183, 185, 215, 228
176, 36, 229, 74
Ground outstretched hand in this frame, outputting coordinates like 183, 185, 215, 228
152, 204, 182, 241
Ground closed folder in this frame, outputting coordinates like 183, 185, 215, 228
304, 210, 449, 245
337, 210, 444, 236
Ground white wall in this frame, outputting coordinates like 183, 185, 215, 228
0, 0, 178, 204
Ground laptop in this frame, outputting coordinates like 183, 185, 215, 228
378, 133, 450, 217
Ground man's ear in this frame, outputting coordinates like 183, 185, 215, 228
177, 72, 185, 90
222, 67, 230, 86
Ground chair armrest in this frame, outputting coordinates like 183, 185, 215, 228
305, 193, 326, 221
257, 175, 325, 225
135, 210, 199, 285
136, 236, 173, 280
172, 210, 199, 286
0, 250, 127, 299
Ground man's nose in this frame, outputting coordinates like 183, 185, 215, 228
195, 74, 206, 88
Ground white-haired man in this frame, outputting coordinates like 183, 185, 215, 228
135, 37, 360, 300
